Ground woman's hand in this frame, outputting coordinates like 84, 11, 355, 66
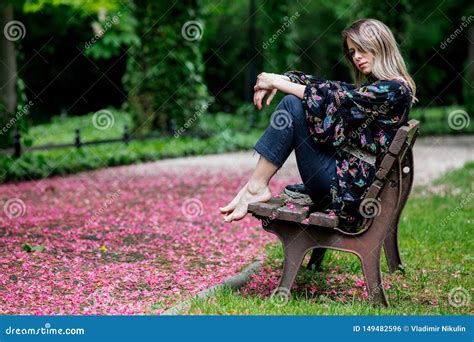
254, 72, 279, 91
253, 72, 304, 108
253, 88, 278, 110
253, 72, 281, 110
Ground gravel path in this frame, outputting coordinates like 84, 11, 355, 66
127, 135, 474, 186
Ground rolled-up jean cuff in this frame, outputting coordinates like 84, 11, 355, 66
253, 142, 283, 169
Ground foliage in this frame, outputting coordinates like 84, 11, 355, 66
22, 0, 120, 14
0, 109, 262, 183
260, 1, 298, 73
124, 0, 210, 133
23, 109, 132, 147
82, 4, 140, 60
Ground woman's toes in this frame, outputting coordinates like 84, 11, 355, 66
223, 206, 247, 222
220, 183, 249, 214
219, 205, 232, 213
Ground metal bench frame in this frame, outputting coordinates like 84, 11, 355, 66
248, 119, 420, 306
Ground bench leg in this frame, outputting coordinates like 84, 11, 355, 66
277, 237, 310, 292
383, 224, 403, 273
306, 248, 326, 271
359, 247, 389, 307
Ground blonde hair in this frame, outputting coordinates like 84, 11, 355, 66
342, 18, 418, 103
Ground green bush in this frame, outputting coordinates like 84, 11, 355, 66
0, 126, 262, 183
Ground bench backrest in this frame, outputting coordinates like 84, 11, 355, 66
356, 119, 420, 230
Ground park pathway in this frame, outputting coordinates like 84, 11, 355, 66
0, 135, 472, 314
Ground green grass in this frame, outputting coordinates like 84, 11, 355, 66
24, 109, 133, 147
185, 162, 474, 315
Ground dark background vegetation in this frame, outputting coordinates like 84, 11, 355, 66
0, 0, 472, 182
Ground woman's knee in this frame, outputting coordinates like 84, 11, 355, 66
279, 95, 305, 125
280, 94, 304, 115
281, 94, 301, 107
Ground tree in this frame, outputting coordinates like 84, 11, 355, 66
0, 3, 17, 114
466, 23, 473, 116
0, 2, 20, 147
124, 0, 210, 134
260, 0, 297, 74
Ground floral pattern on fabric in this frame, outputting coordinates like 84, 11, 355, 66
284, 70, 413, 231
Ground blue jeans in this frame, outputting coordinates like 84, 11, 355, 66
253, 95, 337, 208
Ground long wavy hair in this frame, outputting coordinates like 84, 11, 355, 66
342, 18, 418, 103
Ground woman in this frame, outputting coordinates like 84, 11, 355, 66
219, 18, 417, 231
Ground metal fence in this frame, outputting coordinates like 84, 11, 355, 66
0, 124, 208, 158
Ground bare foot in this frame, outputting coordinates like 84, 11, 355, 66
219, 182, 272, 222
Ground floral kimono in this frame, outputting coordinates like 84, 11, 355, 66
284, 70, 413, 231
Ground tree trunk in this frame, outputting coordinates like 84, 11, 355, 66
0, 3, 17, 114
466, 23, 474, 115
244, 0, 257, 103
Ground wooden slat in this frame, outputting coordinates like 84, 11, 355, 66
375, 154, 396, 180
248, 197, 285, 217
308, 212, 339, 227
388, 126, 409, 155
275, 203, 310, 222
364, 179, 384, 200
406, 120, 420, 146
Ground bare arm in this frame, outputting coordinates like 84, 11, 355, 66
272, 77, 305, 99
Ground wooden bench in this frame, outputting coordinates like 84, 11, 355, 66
248, 119, 420, 306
